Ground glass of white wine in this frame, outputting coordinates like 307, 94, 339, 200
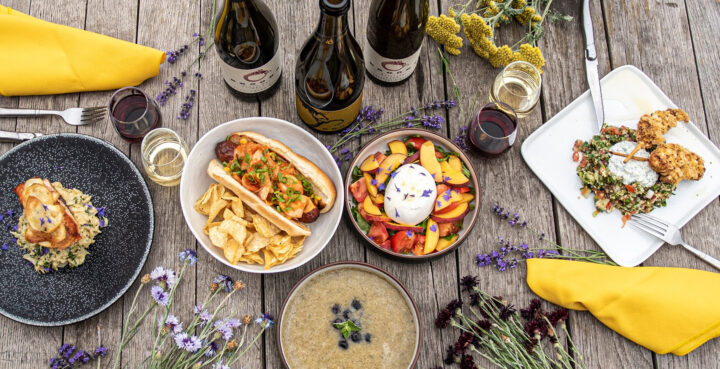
489, 61, 542, 118
140, 128, 189, 187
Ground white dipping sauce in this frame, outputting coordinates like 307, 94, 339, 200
384, 164, 437, 225
608, 141, 658, 188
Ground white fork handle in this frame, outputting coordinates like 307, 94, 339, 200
0, 107, 61, 117
681, 242, 720, 271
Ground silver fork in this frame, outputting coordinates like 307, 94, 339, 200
0, 106, 106, 126
630, 213, 720, 270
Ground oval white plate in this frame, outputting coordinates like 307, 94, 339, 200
179, 117, 344, 273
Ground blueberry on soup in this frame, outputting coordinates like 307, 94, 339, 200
331, 304, 341, 314
342, 309, 351, 319
364, 333, 372, 343
350, 331, 361, 342
338, 340, 349, 350
332, 318, 343, 326
351, 299, 362, 310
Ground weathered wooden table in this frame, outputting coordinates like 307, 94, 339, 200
1, 0, 718, 368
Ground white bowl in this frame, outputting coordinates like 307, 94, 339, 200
179, 118, 344, 273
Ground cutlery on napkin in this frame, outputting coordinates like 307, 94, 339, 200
527, 258, 720, 355
0, 5, 165, 96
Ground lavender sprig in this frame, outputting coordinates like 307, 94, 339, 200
482, 204, 616, 268
328, 100, 457, 165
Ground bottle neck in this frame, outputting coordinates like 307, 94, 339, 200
314, 10, 349, 38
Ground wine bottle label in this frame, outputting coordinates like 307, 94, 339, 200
296, 92, 363, 133
365, 43, 422, 83
219, 50, 283, 94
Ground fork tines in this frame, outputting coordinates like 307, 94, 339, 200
81, 106, 107, 123
628, 214, 666, 237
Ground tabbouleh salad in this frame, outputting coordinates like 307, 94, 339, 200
572, 125, 675, 222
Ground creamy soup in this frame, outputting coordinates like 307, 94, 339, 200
281, 267, 417, 369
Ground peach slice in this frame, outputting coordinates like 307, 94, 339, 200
388, 140, 408, 155
424, 219, 440, 254
370, 192, 384, 205
364, 172, 378, 198
430, 202, 469, 223
436, 234, 458, 251
443, 169, 470, 187
456, 193, 475, 204
449, 155, 463, 172
375, 153, 407, 184
363, 195, 382, 216
434, 188, 462, 213
420, 141, 443, 183
360, 154, 380, 172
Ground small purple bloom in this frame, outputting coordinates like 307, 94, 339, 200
1, 243, 8, 251
94, 346, 107, 357
256, 313, 275, 327
390, 171, 399, 178
151, 286, 169, 306
405, 230, 413, 237
371, 179, 377, 186
179, 248, 197, 265
174, 333, 202, 352
429, 224, 437, 233
421, 189, 433, 197
395, 209, 399, 218
213, 274, 234, 292
378, 183, 386, 191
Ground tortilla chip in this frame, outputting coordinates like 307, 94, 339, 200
194, 184, 222, 215
252, 213, 281, 238
203, 221, 223, 235
263, 248, 280, 269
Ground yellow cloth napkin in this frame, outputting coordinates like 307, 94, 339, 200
0, 5, 165, 96
527, 258, 720, 355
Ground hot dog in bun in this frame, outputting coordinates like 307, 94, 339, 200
207, 132, 336, 237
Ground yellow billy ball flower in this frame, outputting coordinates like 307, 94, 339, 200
448, 8, 456, 17
445, 47, 462, 55
489, 45, 514, 68
516, 6, 535, 25
512, 0, 527, 9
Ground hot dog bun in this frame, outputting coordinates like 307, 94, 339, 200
207, 160, 311, 237
236, 131, 336, 213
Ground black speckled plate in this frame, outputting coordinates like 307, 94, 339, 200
0, 134, 153, 326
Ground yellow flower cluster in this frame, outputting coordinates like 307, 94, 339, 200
426, 14, 464, 55
459, 12, 545, 71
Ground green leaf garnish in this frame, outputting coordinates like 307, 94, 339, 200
333, 320, 361, 339
351, 206, 370, 233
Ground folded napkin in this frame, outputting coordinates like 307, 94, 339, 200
527, 258, 720, 355
0, 5, 165, 96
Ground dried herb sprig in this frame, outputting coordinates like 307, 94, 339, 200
435, 280, 586, 369
483, 203, 616, 268
327, 100, 457, 166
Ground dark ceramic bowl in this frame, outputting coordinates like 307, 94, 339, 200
276, 261, 421, 369
344, 129, 480, 261
0, 134, 153, 326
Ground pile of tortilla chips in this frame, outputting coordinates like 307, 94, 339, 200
194, 184, 305, 269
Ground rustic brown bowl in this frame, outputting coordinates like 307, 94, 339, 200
276, 261, 422, 369
344, 128, 481, 261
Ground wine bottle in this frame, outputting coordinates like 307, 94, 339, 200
295, 0, 365, 133
365, 0, 429, 85
214, 0, 282, 99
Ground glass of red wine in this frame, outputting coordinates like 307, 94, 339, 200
466, 102, 518, 157
108, 87, 162, 143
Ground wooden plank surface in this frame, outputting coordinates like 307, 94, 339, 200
2, 0, 720, 368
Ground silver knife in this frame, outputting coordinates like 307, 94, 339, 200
582, 0, 605, 131
0, 130, 42, 143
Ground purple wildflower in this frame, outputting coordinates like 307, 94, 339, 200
205, 341, 219, 357
421, 189, 433, 197
174, 333, 202, 352
213, 361, 230, 369
429, 224, 437, 233
150, 267, 177, 288
256, 313, 275, 327
455, 125, 470, 151
161, 314, 183, 334
178, 89, 196, 120
179, 248, 197, 265
213, 274, 234, 292
1, 243, 7, 251
378, 183, 386, 191
151, 286, 169, 306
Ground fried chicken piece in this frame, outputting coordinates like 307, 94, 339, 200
649, 143, 705, 186
636, 108, 690, 146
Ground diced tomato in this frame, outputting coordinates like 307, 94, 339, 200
438, 222, 460, 237
374, 151, 387, 165
579, 157, 588, 168
368, 222, 389, 244
391, 231, 416, 253
625, 184, 636, 193
379, 239, 391, 250
573, 140, 583, 150
596, 191, 605, 200
349, 178, 368, 203
435, 151, 444, 159
621, 214, 631, 228
415, 234, 426, 247
412, 243, 424, 256
455, 187, 471, 194
572, 151, 580, 162
605, 201, 612, 210
405, 137, 427, 151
